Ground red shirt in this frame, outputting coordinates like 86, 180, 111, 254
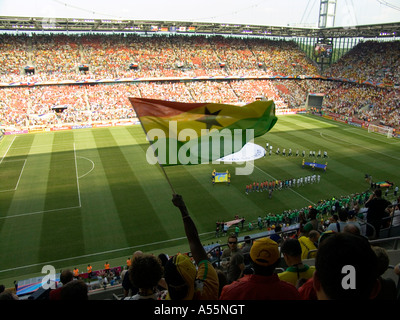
219, 274, 301, 300
49, 287, 63, 300
298, 278, 317, 300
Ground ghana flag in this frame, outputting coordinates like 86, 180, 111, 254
129, 97, 277, 165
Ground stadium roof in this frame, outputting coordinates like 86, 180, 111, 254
0, 16, 399, 39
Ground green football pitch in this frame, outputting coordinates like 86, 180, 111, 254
0, 113, 399, 286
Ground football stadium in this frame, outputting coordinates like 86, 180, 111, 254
0, 0, 400, 304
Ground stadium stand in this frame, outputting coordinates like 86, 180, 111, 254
0, 35, 399, 133
0, 32, 399, 301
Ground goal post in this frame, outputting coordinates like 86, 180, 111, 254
367, 124, 394, 138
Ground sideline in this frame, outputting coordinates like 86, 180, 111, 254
0, 136, 16, 166
0, 159, 26, 193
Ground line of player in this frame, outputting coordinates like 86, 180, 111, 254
245, 174, 321, 194
265, 143, 328, 158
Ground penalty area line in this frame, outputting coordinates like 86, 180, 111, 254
0, 144, 84, 220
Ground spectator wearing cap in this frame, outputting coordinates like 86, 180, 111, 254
219, 237, 301, 300
278, 238, 315, 288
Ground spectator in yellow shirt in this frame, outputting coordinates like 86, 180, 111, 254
298, 230, 320, 259
278, 238, 316, 288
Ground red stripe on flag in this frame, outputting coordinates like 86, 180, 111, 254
129, 97, 208, 118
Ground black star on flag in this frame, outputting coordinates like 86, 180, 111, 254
195, 107, 223, 130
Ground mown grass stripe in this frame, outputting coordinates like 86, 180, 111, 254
0, 134, 53, 270
92, 127, 170, 247
121, 126, 184, 239
73, 129, 130, 255
39, 131, 85, 263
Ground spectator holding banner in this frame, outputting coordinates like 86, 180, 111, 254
163, 194, 219, 300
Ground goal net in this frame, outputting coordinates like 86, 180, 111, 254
368, 124, 393, 138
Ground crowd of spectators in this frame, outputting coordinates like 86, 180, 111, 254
2, 187, 398, 301
324, 40, 400, 86
0, 33, 328, 82
0, 34, 399, 130
1, 79, 398, 129
2, 34, 313, 81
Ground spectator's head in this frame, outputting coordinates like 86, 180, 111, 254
338, 208, 348, 222
281, 238, 302, 259
313, 233, 380, 300
372, 246, 390, 277
318, 230, 335, 246
244, 235, 251, 244
343, 223, 361, 236
0, 290, 18, 300
308, 230, 320, 243
59, 269, 74, 285
249, 237, 280, 275
329, 214, 338, 223
132, 250, 143, 262
348, 210, 356, 219
60, 280, 88, 300
158, 253, 169, 269
158, 253, 169, 268
129, 254, 163, 291
308, 208, 318, 220
374, 188, 382, 198
227, 233, 238, 250
164, 254, 197, 300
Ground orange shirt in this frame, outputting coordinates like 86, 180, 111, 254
105, 263, 110, 270
73, 269, 79, 277
87, 265, 92, 273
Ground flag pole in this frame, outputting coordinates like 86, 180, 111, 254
131, 99, 177, 195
